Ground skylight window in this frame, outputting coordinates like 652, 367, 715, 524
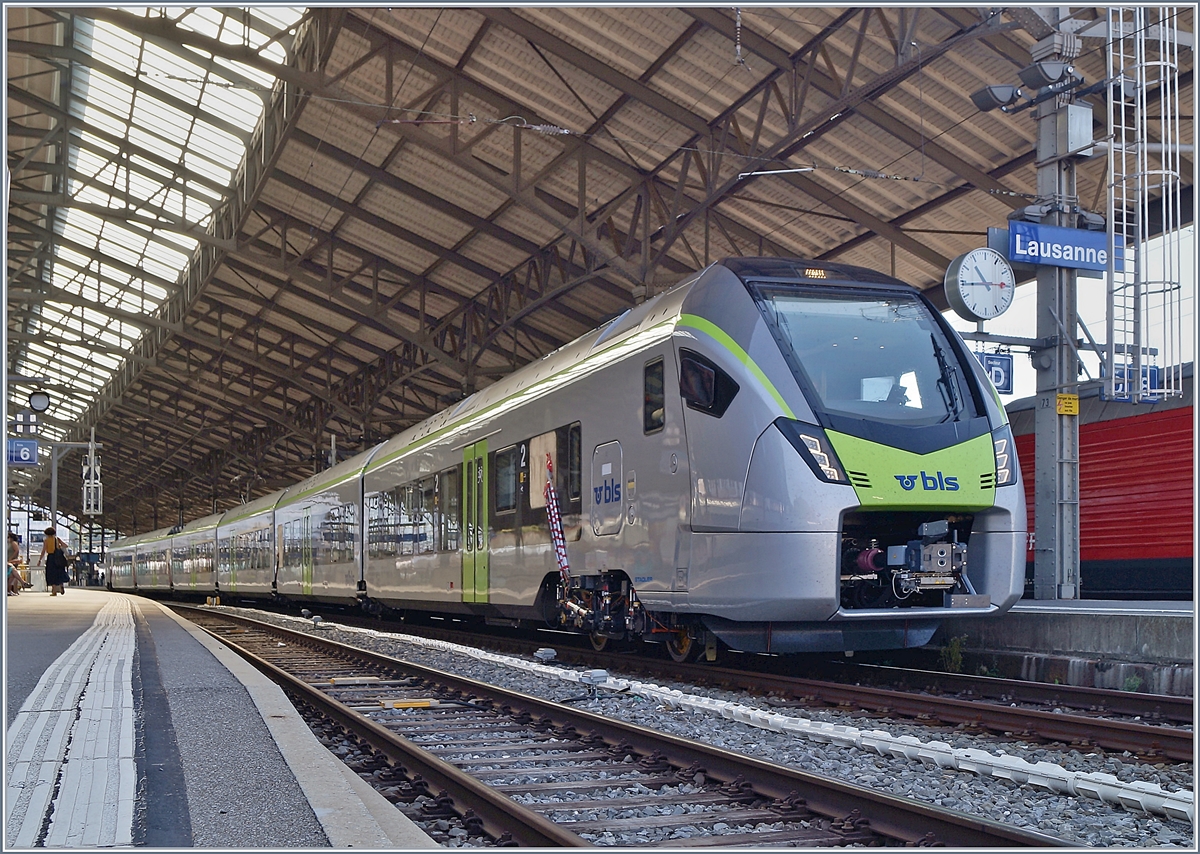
9, 7, 306, 466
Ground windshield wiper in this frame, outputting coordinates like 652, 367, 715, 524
931, 333, 962, 422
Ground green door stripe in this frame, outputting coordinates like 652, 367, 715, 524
677, 314, 796, 419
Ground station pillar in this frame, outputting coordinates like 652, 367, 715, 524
1030, 26, 1081, 600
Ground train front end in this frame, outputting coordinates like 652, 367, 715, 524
677, 258, 1024, 653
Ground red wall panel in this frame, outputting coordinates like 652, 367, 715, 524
1015, 407, 1194, 562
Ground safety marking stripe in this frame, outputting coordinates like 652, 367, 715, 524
5, 597, 137, 848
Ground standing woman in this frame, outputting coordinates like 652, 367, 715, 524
38, 527, 70, 596
7, 531, 24, 595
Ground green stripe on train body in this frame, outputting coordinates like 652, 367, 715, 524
827, 431, 997, 511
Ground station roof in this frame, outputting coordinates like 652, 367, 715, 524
6, 6, 1193, 531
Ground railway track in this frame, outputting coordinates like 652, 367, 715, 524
333, 614, 1192, 762
175, 605, 1068, 848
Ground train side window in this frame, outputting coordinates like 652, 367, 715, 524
412, 478, 434, 554
644, 358, 665, 433
528, 432, 555, 511
398, 485, 415, 556
494, 446, 520, 514
679, 348, 739, 417
366, 492, 389, 559
567, 422, 581, 507
438, 466, 461, 551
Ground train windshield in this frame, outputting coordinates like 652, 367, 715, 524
756, 287, 979, 427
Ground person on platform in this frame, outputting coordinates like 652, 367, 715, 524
37, 527, 70, 596
7, 531, 25, 595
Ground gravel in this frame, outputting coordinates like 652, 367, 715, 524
219, 608, 1195, 848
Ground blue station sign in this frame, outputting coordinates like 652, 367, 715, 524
1009, 222, 1124, 272
7, 438, 39, 466
1100, 364, 1162, 403
976, 352, 1014, 395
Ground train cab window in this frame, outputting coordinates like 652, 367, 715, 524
644, 358, 665, 433
679, 348, 739, 417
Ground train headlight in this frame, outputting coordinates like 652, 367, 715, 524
778, 419, 847, 483
992, 424, 1017, 486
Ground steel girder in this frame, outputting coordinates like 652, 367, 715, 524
11, 7, 1143, 526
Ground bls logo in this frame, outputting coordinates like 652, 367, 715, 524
894, 471, 960, 491
593, 478, 622, 505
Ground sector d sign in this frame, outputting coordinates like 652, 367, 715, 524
976, 352, 1013, 395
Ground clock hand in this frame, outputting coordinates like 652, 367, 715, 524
974, 266, 991, 291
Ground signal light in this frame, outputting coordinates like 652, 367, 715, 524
992, 425, 1017, 486
778, 420, 847, 483
799, 433, 842, 481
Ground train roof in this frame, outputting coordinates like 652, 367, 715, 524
139, 526, 175, 546
362, 256, 922, 474
176, 511, 226, 534
365, 274, 696, 473
219, 488, 288, 525
719, 257, 913, 288
111, 525, 174, 551
277, 445, 378, 509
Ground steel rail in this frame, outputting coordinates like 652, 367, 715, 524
825, 662, 1195, 724
179, 606, 1071, 848
352, 617, 1192, 761
187, 618, 588, 847
744, 674, 1194, 762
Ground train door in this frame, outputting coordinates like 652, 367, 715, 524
462, 439, 489, 602
301, 515, 314, 595
276, 524, 284, 593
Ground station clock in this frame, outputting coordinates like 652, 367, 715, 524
944, 248, 1016, 322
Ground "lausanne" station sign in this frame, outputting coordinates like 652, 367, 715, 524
1008, 222, 1124, 272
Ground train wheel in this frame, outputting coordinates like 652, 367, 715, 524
589, 633, 609, 652
665, 630, 699, 663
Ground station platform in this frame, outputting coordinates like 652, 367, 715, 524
4, 587, 436, 848
939, 597, 1194, 697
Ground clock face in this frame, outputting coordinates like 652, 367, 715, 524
945, 248, 1016, 322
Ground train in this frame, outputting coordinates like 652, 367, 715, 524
1009, 364, 1193, 600
107, 257, 1026, 660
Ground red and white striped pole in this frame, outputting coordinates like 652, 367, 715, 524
544, 454, 571, 587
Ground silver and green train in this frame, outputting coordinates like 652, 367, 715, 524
108, 258, 1024, 659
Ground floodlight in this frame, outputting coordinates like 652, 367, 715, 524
1008, 202, 1053, 223
970, 85, 1022, 112
1018, 61, 1073, 89
27, 391, 50, 412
